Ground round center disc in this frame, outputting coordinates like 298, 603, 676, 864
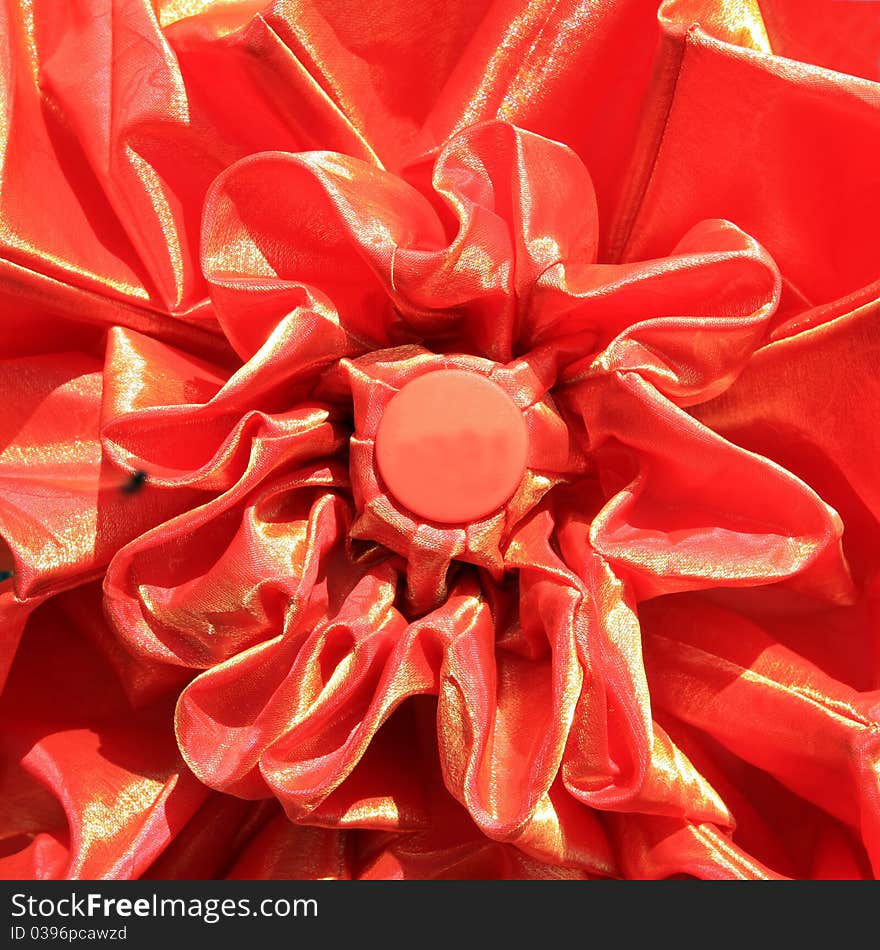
374, 369, 529, 524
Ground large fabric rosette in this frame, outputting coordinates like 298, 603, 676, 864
1, 0, 879, 880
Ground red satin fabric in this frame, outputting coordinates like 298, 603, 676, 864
1, 0, 879, 880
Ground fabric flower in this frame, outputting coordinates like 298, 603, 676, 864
1, 0, 879, 880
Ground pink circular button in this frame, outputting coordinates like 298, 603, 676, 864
374, 369, 528, 524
